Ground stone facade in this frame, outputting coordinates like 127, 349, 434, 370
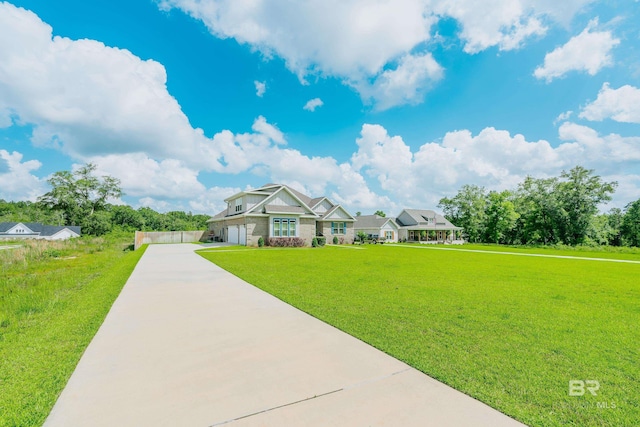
245, 217, 269, 247
318, 221, 355, 244
298, 218, 316, 246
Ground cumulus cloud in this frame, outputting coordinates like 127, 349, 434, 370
303, 98, 323, 112
350, 122, 640, 208
358, 53, 443, 110
254, 80, 266, 97
158, 0, 591, 109
0, 150, 46, 201
88, 154, 206, 199
534, 19, 620, 82
188, 186, 242, 214
432, 0, 545, 53
579, 83, 640, 123
0, 2, 219, 169
554, 110, 573, 125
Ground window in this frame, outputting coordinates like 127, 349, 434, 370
272, 218, 296, 237
385, 231, 394, 240
235, 198, 243, 212
331, 222, 346, 235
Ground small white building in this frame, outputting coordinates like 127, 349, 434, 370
0, 222, 81, 240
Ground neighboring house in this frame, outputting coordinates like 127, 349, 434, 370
395, 209, 463, 244
353, 215, 400, 242
0, 222, 81, 240
207, 183, 356, 246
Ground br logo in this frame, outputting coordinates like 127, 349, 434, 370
569, 380, 600, 396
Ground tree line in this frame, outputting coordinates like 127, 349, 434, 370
438, 166, 640, 247
1, 164, 209, 235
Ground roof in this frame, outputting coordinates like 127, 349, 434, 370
0, 222, 81, 236
353, 215, 396, 229
209, 183, 354, 221
395, 209, 461, 229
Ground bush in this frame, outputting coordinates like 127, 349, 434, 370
258, 236, 264, 247
312, 237, 318, 247
267, 237, 306, 247
316, 236, 326, 246
333, 236, 339, 244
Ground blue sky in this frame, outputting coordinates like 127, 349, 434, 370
1, 0, 639, 215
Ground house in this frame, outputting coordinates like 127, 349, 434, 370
353, 215, 400, 242
395, 209, 463, 243
207, 183, 356, 246
0, 222, 81, 240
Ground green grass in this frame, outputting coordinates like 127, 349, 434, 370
198, 244, 639, 427
0, 236, 145, 427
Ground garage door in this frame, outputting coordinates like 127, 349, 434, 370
239, 225, 246, 245
228, 225, 238, 244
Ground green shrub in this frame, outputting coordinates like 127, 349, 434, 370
317, 236, 326, 246
258, 236, 264, 247
333, 236, 339, 244
267, 237, 306, 247
312, 237, 318, 247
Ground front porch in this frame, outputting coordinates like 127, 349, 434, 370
405, 228, 463, 244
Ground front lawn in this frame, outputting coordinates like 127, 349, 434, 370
0, 236, 145, 427
198, 244, 639, 427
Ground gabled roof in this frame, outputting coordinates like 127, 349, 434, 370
43, 225, 82, 236
319, 204, 356, 221
246, 186, 317, 216
354, 215, 398, 229
0, 222, 81, 236
208, 183, 360, 222
395, 209, 461, 229
309, 197, 328, 209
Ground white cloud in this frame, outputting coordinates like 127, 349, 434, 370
158, 0, 591, 109
579, 83, 640, 123
349, 122, 640, 209
357, 53, 443, 110
0, 150, 46, 201
557, 122, 640, 165
303, 98, 323, 112
188, 186, 242, 214
432, 0, 545, 53
88, 153, 205, 199
554, 110, 573, 125
534, 19, 620, 82
254, 80, 266, 97
0, 2, 219, 169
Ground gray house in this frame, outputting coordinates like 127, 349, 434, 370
207, 183, 356, 246
395, 209, 463, 243
0, 222, 81, 240
353, 215, 400, 242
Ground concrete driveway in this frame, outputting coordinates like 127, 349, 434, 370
44, 243, 525, 426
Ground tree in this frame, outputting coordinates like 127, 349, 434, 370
111, 205, 144, 231
621, 199, 640, 247
439, 185, 487, 243
374, 210, 386, 217
355, 211, 361, 216
514, 176, 562, 245
38, 163, 122, 234
483, 190, 519, 244
356, 231, 367, 243
556, 166, 617, 245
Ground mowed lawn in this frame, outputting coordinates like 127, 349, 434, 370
199, 244, 639, 427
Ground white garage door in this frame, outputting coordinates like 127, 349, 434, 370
228, 225, 238, 244
239, 225, 246, 245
